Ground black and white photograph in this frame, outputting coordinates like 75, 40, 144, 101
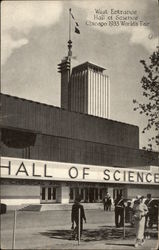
1, 0, 159, 249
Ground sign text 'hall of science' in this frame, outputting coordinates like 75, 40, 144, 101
1, 157, 159, 185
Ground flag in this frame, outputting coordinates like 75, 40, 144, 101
70, 12, 75, 20
69, 9, 80, 34
75, 26, 80, 34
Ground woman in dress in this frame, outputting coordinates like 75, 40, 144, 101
133, 195, 148, 248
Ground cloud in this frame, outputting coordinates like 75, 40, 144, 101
130, 26, 158, 52
73, 0, 158, 52
1, 1, 63, 65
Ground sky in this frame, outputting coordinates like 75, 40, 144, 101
1, 0, 159, 151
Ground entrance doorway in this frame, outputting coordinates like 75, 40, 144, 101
89, 188, 98, 202
40, 186, 56, 203
69, 187, 106, 203
113, 188, 124, 200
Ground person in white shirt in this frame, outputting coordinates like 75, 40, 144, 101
133, 195, 148, 248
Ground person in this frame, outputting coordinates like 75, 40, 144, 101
133, 195, 148, 248
103, 192, 111, 211
107, 193, 112, 211
125, 201, 133, 223
103, 194, 108, 211
71, 195, 86, 240
147, 199, 159, 229
114, 194, 124, 227
144, 193, 152, 228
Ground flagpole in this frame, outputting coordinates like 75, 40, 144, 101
69, 8, 71, 42
68, 8, 72, 62
68, 8, 72, 110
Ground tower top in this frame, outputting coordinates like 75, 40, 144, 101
72, 61, 106, 73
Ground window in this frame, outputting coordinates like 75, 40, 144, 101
53, 187, 56, 200
99, 189, 103, 200
48, 188, 51, 200
95, 188, 98, 200
70, 188, 74, 200
81, 188, 84, 199
42, 187, 45, 200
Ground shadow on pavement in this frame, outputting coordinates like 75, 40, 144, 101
105, 243, 135, 247
40, 227, 135, 242
99, 225, 133, 228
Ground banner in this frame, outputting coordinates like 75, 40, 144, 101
1, 157, 159, 185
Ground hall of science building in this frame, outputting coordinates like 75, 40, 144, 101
1, 55, 159, 208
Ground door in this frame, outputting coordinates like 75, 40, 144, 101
40, 186, 56, 203
113, 188, 124, 200
88, 188, 93, 202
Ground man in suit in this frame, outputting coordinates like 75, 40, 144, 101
114, 194, 124, 227
71, 195, 86, 240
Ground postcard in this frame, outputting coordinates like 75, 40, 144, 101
1, 1, 159, 249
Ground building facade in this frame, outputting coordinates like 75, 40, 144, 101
0, 60, 159, 207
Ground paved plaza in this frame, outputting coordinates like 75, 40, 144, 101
1, 209, 158, 249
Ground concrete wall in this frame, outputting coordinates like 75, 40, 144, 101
61, 184, 70, 204
1, 93, 139, 149
2, 132, 159, 167
127, 185, 159, 199
1, 184, 40, 205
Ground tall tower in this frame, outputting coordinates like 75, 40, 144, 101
70, 62, 110, 118
57, 57, 70, 110
57, 37, 72, 110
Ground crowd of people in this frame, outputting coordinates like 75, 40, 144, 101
113, 193, 158, 247
71, 193, 158, 247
